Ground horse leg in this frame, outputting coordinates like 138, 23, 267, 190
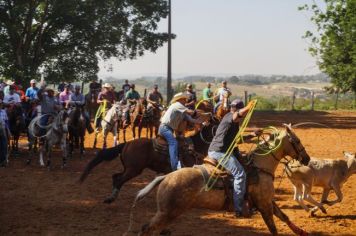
103, 129, 107, 149
69, 134, 74, 159
139, 212, 171, 236
39, 142, 45, 166
93, 129, 99, 148
123, 128, 127, 143
104, 169, 142, 204
272, 201, 308, 236
294, 184, 310, 212
302, 184, 327, 216
61, 135, 67, 168
80, 135, 84, 159
113, 123, 118, 147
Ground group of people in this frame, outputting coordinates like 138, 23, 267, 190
1, 77, 251, 219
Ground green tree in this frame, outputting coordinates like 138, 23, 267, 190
300, 0, 356, 96
0, 0, 170, 84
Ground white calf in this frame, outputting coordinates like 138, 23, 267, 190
285, 152, 356, 216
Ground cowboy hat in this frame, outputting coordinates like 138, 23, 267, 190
103, 83, 112, 88
171, 92, 189, 104
6, 80, 14, 85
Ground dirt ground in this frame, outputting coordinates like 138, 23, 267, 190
1, 110, 355, 236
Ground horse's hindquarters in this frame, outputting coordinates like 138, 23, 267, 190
156, 168, 227, 212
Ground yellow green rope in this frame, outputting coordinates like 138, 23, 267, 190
94, 99, 107, 126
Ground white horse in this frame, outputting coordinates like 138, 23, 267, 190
93, 103, 122, 149
28, 110, 69, 168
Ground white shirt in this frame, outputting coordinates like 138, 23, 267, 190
217, 87, 231, 102
3, 93, 21, 104
160, 102, 188, 130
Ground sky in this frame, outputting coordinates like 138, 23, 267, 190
98, 0, 322, 79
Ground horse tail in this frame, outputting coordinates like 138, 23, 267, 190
79, 143, 125, 183
134, 175, 166, 204
125, 175, 167, 235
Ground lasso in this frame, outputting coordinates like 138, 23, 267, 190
204, 99, 258, 191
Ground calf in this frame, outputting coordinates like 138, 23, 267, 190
285, 152, 356, 216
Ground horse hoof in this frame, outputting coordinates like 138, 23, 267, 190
103, 198, 114, 204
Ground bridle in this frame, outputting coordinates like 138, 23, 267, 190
287, 132, 308, 164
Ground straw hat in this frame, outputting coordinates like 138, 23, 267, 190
6, 80, 14, 85
171, 92, 189, 104
103, 83, 112, 88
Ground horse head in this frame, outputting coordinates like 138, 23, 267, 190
53, 110, 69, 133
280, 124, 310, 166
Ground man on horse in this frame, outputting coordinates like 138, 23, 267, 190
37, 87, 60, 132
0, 99, 9, 167
147, 84, 163, 109
68, 85, 94, 134
96, 83, 116, 127
159, 93, 206, 171
88, 79, 101, 102
213, 80, 232, 113
59, 84, 72, 108
125, 84, 140, 105
184, 83, 197, 110
25, 79, 39, 101
122, 79, 131, 94
3, 85, 21, 106
202, 82, 213, 101
207, 99, 255, 217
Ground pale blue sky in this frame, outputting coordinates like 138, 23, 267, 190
99, 0, 321, 78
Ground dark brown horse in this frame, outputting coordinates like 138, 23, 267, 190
68, 105, 86, 159
80, 119, 217, 204
6, 104, 25, 152
195, 100, 214, 114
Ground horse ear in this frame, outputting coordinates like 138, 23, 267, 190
283, 123, 293, 132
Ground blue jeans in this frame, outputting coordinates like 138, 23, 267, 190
0, 131, 8, 164
208, 151, 246, 213
158, 124, 180, 170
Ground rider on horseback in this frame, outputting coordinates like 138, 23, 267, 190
59, 84, 72, 108
213, 81, 231, 113
125, 84, 140, 105
3, 85, 21, 106
147, 84, 163, 110
184, 83, 197, 110
96, 83, 116, 127
37, 87, 60, 133
202, 82, 213, 101
159, 93, 206, 171
89, 79, 101, 102
68, 85, 94, 134
208, 99, 255, 217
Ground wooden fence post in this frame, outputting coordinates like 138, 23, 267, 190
311, 90, 315, 111
291, 91, 296, 111
244, 91, 248, 106
334, 89, 339, 110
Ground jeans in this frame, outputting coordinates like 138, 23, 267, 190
208, 151, 246, 213
158, 124, 180, 170
0, 131, 8, 164
40, 114, 50, 135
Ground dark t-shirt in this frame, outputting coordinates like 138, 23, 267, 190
208, 112, 239, 153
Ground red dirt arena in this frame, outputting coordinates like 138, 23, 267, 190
1, 111, 355, 236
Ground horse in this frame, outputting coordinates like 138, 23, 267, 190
93, 102, 122, 149
80, 111, 216, 204
85, 90, 100, 119
28, 110, 69, 168
135, 100, 162, 139
25, 100, 40, 153
6, 104, 25, 152
215, 92, 230, 120
130, 98, 146, 139
131, 124, 311, 236
68, 105, 86, 159
195, 99, 214, 114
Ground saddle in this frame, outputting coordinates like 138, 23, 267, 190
152, 135, 199, 166
194, 154, 261, 215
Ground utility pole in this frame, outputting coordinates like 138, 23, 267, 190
167, 0, 172, 103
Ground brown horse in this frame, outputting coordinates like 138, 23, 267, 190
67, 105, 86, 159
195, 99, 214, 114
131, 125, 311, 236
6, 104, 25, 152
80, 115, 217, 204
85, 90, 100, 120
215, 92, 230, 120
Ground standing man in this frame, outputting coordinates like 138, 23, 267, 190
202, 82, 213, 100
184, 83, 197, 110
159, 93, 205, 170
25, 79, 39, 101
59, 84, 72, 108
147, 84, 163, 108
0, 99, 9, 167
125, 84, 140, 105
208, 99, 255, 217
68, 85, 94, 133
122, 79, 131, 94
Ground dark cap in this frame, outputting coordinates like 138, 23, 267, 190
230, 99, 244, 109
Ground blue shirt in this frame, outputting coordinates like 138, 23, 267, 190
25, 87, 39, 100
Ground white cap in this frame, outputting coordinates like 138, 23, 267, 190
30, 79, 37, 84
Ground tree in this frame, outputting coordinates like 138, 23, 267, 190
0, 0, 170, 84
300, 0, 356, 95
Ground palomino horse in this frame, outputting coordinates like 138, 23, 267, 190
80, 111, 215, 204
132, 125, 311, 236
93, 102, 122, 149
68, 105, 86, 159
28, 110, 69, 168
215, 92, 230, 120
6, 104, 25, 152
